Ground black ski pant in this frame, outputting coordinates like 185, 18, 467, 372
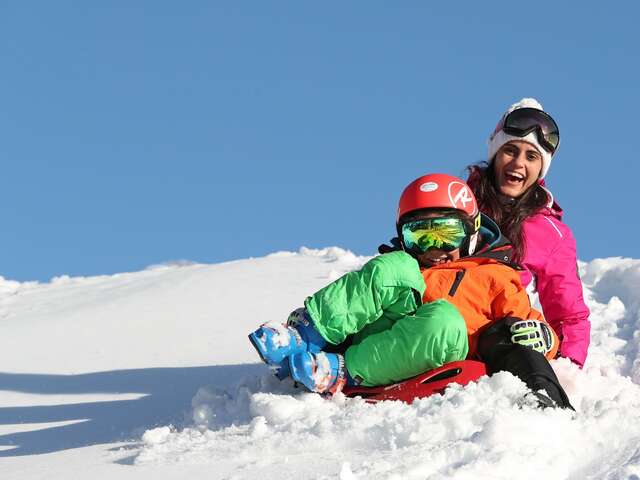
478, 318, 574, 410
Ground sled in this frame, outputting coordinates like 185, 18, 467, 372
342, 360, 487, 404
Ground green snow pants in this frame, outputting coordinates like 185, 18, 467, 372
304, 251, 469, 387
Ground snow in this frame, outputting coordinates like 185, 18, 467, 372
2, 247, 640, 479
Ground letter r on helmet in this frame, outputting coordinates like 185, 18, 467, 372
449, 182, 473, 210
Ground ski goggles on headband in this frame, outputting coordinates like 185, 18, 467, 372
499, 107, 560, 154
401, 217, 469, 253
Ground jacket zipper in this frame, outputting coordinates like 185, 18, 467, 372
448, 270, 466, 297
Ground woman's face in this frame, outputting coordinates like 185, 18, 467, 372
493, 141, 543, 198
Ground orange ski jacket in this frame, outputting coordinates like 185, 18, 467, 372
420, 219, 559, 360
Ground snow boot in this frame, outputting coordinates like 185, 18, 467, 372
248, 309, 326, 367
288, 351, 349, 394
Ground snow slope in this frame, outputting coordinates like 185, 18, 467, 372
1, 248, 640, 479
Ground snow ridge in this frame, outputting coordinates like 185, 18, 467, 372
134, 254, 640, 479
3, 250, 640, 479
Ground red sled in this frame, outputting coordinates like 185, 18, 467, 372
342, 360, 487, 404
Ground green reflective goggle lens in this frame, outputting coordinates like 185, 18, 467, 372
401, 218, 468, 253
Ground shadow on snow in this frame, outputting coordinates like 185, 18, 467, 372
0, 363, 266, 457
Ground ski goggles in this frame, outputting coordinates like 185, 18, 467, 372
401, 217, 469, 253
498, 107, 560, 154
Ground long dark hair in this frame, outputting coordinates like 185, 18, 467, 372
468, 162, 549, 263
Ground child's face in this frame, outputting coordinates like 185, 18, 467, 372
400, 210, 465, 268
414, 247, 461, 268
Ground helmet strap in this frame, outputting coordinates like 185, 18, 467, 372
466, 232, 479, 256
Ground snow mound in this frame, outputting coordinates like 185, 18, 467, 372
4, 251, 640, 479
133, 255, 640, 479
136, 367, 640, 479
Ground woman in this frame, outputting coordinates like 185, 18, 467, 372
467, 98, 590, 367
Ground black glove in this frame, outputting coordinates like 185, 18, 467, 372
509, 319, 556, 356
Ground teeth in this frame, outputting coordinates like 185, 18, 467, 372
507, 172, 524, 180
430, 257, 449, 263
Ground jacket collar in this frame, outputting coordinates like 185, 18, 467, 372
537, 182, 563, 220
468, 214, 520, 269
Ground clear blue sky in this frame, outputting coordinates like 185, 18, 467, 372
1, 2, 638, 281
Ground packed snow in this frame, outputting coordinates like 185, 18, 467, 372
2, 247, 640, 479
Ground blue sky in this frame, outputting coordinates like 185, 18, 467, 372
1, 2, 638, 281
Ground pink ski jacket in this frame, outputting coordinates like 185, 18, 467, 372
467, 168, 591, 366
517, 190, 591, 366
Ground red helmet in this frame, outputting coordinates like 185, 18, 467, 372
397, 173, 479, 223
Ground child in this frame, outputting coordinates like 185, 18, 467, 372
249, 173, 572, 408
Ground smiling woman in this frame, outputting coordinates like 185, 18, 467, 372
493, 141, 543, 197
467, 98, 591, 367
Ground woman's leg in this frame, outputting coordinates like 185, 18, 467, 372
478, 318, 574, 410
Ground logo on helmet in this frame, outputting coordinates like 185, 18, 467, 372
419, 182, 439, 193
448, 181, 476, 214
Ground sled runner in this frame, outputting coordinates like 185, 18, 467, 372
342, 360, 487, 404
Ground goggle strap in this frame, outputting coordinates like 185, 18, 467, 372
473, 213, 481, 232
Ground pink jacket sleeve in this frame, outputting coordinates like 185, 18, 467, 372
522, 215, 591, 366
